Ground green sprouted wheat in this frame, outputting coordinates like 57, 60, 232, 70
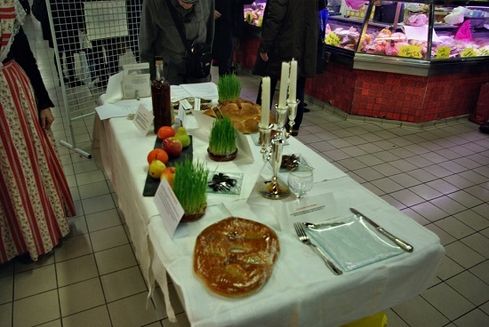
208, 117, 237, 156
173, 160, 209, 215
218, 74, 241, 102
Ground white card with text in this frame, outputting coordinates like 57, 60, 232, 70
154, 179, 184, 237
133, 104, 153, 135
193, 97, 201, 111
286, 193, 337, 222
177, 102, 186, 124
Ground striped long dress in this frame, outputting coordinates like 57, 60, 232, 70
1, 1, 75, 263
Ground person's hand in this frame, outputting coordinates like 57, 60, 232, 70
40, 108, 55, 130
260, 52, 269, 62
214, 10, 222, 19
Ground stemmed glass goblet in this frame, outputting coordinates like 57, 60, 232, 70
287, 165, 314, 199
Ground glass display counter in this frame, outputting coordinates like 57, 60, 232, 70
324, 0, 489, 75
235, 0, 489, 123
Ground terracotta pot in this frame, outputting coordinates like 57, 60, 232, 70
207, 148, 238, 162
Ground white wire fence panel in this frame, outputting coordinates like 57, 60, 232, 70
45, 0, 142, 149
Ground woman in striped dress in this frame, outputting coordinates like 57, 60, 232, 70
0, 0, 75, 263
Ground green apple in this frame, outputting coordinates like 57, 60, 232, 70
176, 133, 191, 148
176, 127, 187, 136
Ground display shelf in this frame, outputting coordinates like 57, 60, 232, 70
323, 0, 489, 75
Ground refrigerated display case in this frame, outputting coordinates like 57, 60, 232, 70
235, 0, 489, 123
323, 0, 489, 75
303, 0, 489, 123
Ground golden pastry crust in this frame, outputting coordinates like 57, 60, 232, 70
193, 217, 280, 297
203, 98, 263, 134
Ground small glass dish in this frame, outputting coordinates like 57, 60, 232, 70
206, 172, 243, 195
280, 154, 307, 172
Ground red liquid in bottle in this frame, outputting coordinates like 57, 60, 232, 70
152, 57, 172, 133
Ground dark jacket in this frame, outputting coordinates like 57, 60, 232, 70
140, 0, 214, 83
213, 0, 234, 59
32, 0, 52, 47
4, 29, 54, 113
232, 0, 254, 38
253, 0, 319, 78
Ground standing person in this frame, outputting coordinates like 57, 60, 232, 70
213, 0, 233, 76
254, 0, 320, 136
32, 0, 53, 48
139, 0, 215, 84
0, 0, 76, 264
230, 0, 253, 72
213, 0, 253, 76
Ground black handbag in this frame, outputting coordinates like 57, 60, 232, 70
166, 0, 212, 79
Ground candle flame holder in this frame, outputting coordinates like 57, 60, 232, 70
287, 99, 299, 134
258, 124, 272, 157
259, 104, 291, 200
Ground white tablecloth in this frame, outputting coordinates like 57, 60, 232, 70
92, 104, 444, 327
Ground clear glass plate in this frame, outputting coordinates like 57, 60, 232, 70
304, 215, 404, 271
280, 154, 308, 172
206, 172, 243, 195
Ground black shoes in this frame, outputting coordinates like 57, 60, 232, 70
480, 123, 489, 134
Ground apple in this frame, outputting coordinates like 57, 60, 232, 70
162, 137, 183, 158
174, 126, 191, 148
160, 166, 176, 188
148, 160, 166, 179
157, 126, 175, 140
176, 133, 191, 148
147, 148, 169, 164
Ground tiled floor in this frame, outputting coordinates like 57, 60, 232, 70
1, 12, 489, 327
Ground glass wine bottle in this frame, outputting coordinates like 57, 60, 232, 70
151, 57, 172, 134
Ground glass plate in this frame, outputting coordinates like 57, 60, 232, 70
280, 154, 308, 172
304, 215, 404, 271
206, 172, 243, 195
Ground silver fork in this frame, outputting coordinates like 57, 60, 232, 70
293, 222, 343, 275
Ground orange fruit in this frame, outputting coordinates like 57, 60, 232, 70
160, 167, 176, 188
147, 148, 169, 164
157, 126, 176, 140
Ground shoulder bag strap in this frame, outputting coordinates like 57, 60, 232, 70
165, 0, 191, 52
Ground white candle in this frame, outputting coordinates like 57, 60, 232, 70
288, 59, 297, 102
260, 77, 270, 128
278, 62, 290, 108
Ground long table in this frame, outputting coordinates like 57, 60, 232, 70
92, 104, 444, 327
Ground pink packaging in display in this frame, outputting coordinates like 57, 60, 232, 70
455, 20, 473, 41
407, 14, 428, 27
345, 0, 365, 10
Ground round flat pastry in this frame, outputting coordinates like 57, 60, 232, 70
202, 98, 263, 134
193, 217, 280, 297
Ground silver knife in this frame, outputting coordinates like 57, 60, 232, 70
350, 208, 414, 253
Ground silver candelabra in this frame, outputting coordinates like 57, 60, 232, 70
258, 100, 298, 199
